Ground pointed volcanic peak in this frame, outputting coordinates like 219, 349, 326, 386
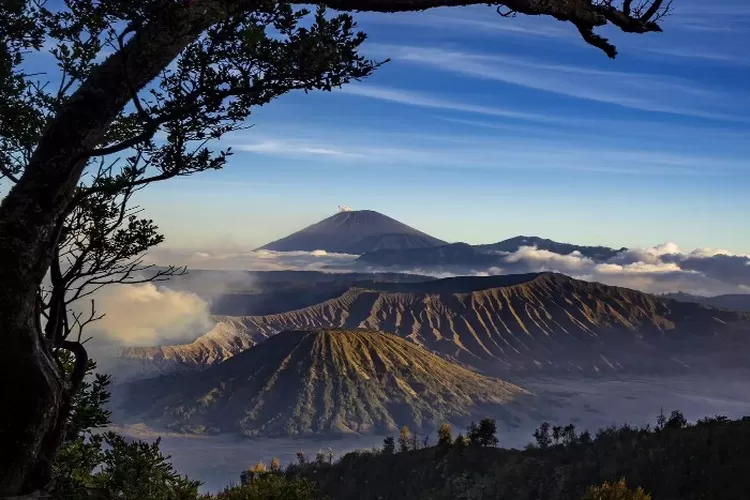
256, 208, 446, 254
121, 329, 531, 437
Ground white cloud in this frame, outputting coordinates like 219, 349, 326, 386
233, 140, 365, 158
337, 85, 563, 124
145, 248, 359, 272
504, 246, 592, 270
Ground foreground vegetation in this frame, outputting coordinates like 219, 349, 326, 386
52, 359, 750, 500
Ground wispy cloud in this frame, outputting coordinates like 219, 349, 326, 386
336, 85, 565, 125
234, 140, 366, 158
227, 128, 745, 176
370, 45, 748, 121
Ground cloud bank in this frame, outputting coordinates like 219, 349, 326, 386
143, 244, 750, 297
82, 243, 749, 348
487, 243, 750, 297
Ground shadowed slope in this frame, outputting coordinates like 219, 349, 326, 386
121, 329, 530, 437
256, 210, 446, 254
119, 273, 750, 376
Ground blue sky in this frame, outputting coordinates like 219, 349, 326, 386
35, 1, 750, 252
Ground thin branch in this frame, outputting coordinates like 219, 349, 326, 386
0, 165, 20, 183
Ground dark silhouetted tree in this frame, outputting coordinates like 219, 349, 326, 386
382, 436, 395, 455
562, 424, 578, 446
553, 425, 562, 445
533, 422, 553, 449
665, 410, 688, 430
474, 418, 499, 448
454, 434, 467, 450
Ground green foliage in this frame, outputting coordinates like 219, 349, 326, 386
437, 423, 452, 447
581, 479, 651, 500
207, 475, 324, 500
90, 432, 201, 500
299, 411, 750, 500
51, 358, 201, 500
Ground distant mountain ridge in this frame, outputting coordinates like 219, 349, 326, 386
476, 236, 627, 261
355, 236, 627, 270
256, 210, 446, 254
661, 292, 750, 312
118, 273, 750, 377
121, 329, 532, 437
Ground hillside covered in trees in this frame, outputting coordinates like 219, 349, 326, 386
288, 411, 750, 500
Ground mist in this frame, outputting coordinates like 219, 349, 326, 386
111, 371, 750, 494
78, 282, 214, 347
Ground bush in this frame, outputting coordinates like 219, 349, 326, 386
582, 479, 651, 500
206, 476, 324, 500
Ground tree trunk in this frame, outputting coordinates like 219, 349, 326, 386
0, 4, 217, 495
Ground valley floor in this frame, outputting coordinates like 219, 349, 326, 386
109, 370, 750, 494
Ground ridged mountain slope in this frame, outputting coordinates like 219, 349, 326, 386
256, 210, 446, 254
121, 329, 531, 437
119, 273, 750, 376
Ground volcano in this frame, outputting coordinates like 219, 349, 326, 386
256, 209, 446, 254
121, 329, 531, 437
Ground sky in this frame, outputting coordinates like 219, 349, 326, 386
19, 0, 750, 253
125, 0, 750, 254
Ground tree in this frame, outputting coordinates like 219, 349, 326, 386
553, 425, 563, 445
251, 462, 268, 474
467, 418, 499, 448
453, 434, 467, 450
437, 423, 452, 447
665, 410, 688, 430
562, 424, 578, 446
533, 422, 553, 449
50, 357, 201, 499
581, 478, 652, 500
410, 432, 420, 451
398, 425, 411, 453
209, 475, 322, 500
0, 0, 673, 495
382, 436, 395, 455
269, 457, 282, 473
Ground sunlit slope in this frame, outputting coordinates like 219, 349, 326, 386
122, 329, 530, 436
